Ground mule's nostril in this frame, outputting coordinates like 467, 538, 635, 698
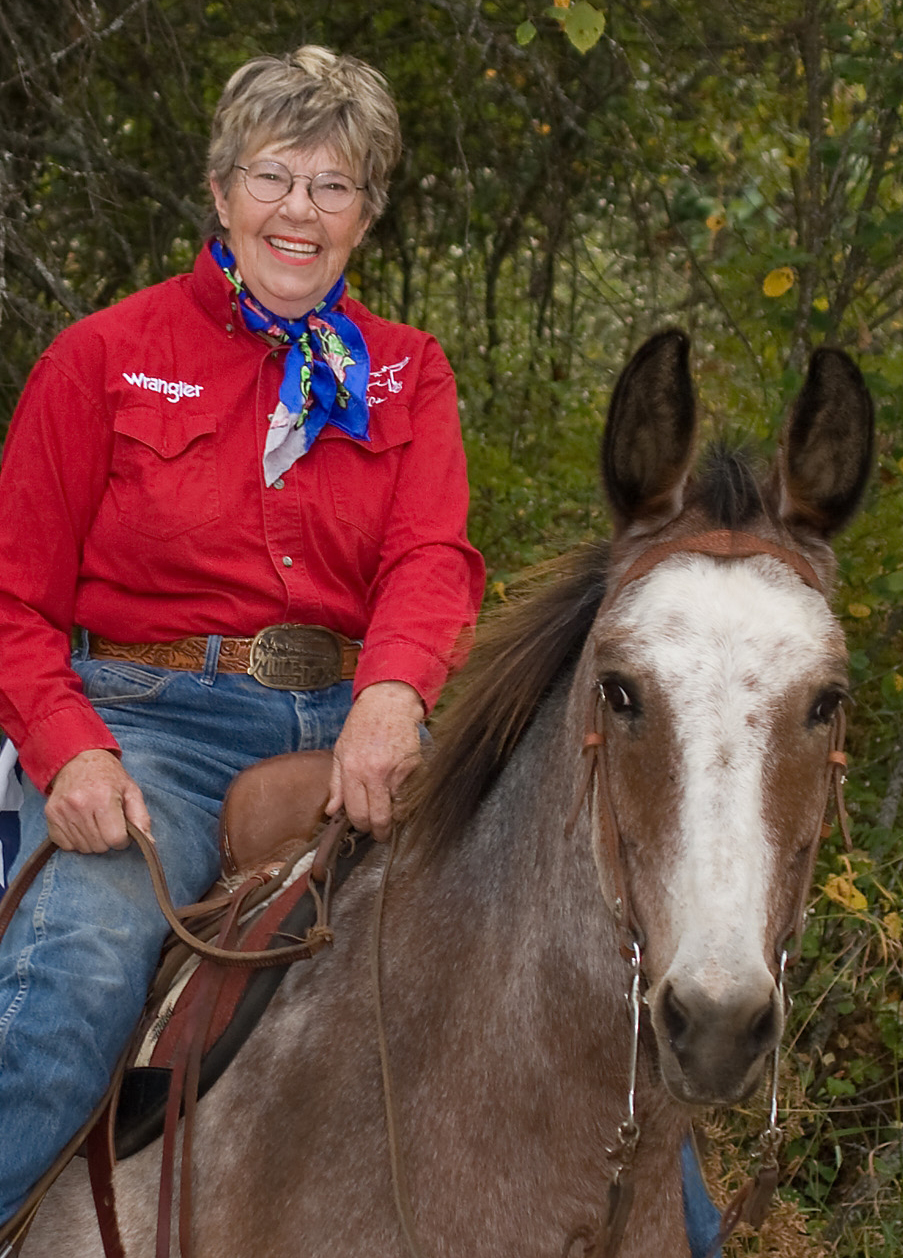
661, 982, 690, 1051
747, 998, 779, 1054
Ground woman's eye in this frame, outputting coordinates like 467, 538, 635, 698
600, 679, 636, 713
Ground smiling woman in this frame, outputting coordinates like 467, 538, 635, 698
210, 141, 371, 317
0, 44, 484, 1235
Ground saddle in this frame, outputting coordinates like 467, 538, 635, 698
114, 749, 365, 1161
0, 750, 374, 1258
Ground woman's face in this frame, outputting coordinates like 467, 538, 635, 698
210, 142, 371, 318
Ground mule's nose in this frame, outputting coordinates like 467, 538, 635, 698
655, 975, 782, 1104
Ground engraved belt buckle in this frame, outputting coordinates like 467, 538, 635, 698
247, 624, 344, 691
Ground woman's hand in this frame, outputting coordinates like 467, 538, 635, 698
327, 681, 425, 841
45, 749, 153, 854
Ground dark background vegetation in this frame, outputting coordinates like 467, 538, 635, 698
1, 2, 901, 1251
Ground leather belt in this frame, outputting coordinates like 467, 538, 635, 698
87, 625, 360, 691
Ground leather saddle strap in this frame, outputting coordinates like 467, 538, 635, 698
157, 894, 246, 1258
86, 1059, 128, 1258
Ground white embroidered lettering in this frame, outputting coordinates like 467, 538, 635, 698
122, 371, 204, 403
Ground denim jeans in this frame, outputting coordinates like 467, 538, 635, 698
0, 649, 353, 1222
682, 1136, 722, 1258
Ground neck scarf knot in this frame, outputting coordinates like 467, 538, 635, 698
211, 238, 370, 486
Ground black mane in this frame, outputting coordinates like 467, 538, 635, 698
696, 443, 765, 529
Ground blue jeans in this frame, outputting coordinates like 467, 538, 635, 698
0, 648, 353, 1222
683, 1136, 722, 1257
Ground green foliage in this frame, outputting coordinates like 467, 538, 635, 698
1, 2, 901, 1250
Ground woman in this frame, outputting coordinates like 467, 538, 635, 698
0, 46, 484, 1224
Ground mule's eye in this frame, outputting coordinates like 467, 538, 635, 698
600, 678, 637, 714
809, 688, 847, 726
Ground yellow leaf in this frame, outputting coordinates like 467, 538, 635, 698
847, 602, 872, 619
552, 0, 571, 7
824, 874, 868, 912
884, 912, 903, 941
485, 68, 497, 79
895, 674, 903, 693
706, 212, 726, 233
763, 267, 795, 297
813, 296, 829, 311
491, 580, 508, 602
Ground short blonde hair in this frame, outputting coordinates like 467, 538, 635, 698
207, 46, 402, 226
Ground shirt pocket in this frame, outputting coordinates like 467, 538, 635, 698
109, 406, 221, 540
319, 407, 412, 542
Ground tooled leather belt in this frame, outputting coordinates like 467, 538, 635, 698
87, 624, 360, 692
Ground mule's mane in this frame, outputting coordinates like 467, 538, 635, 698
694, 442, 767, 529
405, 445, 766, 859
403, 541, 609, 859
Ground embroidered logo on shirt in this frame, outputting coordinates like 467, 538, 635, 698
122, 371, 205, 404
366, 357, 410, 405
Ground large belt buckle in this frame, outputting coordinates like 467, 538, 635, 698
247, 624, 344, 691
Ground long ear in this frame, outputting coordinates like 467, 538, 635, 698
777, 348, 874, 536
602, 329, 696, 532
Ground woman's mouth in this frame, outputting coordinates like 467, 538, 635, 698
266, 236, 320, 261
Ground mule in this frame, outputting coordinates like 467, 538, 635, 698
22, 329, 873, 1258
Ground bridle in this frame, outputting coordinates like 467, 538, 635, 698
570, 527, 850, 955
564, 528, 852, 1257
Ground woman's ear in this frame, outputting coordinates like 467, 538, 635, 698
209, 174, 230, 231
353, 211, 373, 250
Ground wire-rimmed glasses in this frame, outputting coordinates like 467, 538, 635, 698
233, 161, 366, 213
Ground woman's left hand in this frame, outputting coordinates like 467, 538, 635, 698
327, 680, 425, 841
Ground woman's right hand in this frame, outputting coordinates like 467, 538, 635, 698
44, 749, 153, 853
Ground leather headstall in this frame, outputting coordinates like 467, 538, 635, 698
566, 528, 853, 1258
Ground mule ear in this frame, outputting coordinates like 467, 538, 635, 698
777, 348, 874, 536
602, 329, 696, 531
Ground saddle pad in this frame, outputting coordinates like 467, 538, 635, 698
114, 834, 373, 1160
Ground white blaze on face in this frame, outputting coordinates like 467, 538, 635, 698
613, 554, 839, 996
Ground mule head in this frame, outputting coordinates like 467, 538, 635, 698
588, 331, 873, 1106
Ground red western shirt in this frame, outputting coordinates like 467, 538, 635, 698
0, 245, 485, 791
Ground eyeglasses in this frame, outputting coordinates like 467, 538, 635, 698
233, 161, 366, 213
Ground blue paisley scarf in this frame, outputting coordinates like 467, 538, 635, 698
210, 238, 370, 486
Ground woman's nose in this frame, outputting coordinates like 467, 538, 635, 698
279, 179, 317, 218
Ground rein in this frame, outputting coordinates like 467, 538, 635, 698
0, 821, 339, 971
